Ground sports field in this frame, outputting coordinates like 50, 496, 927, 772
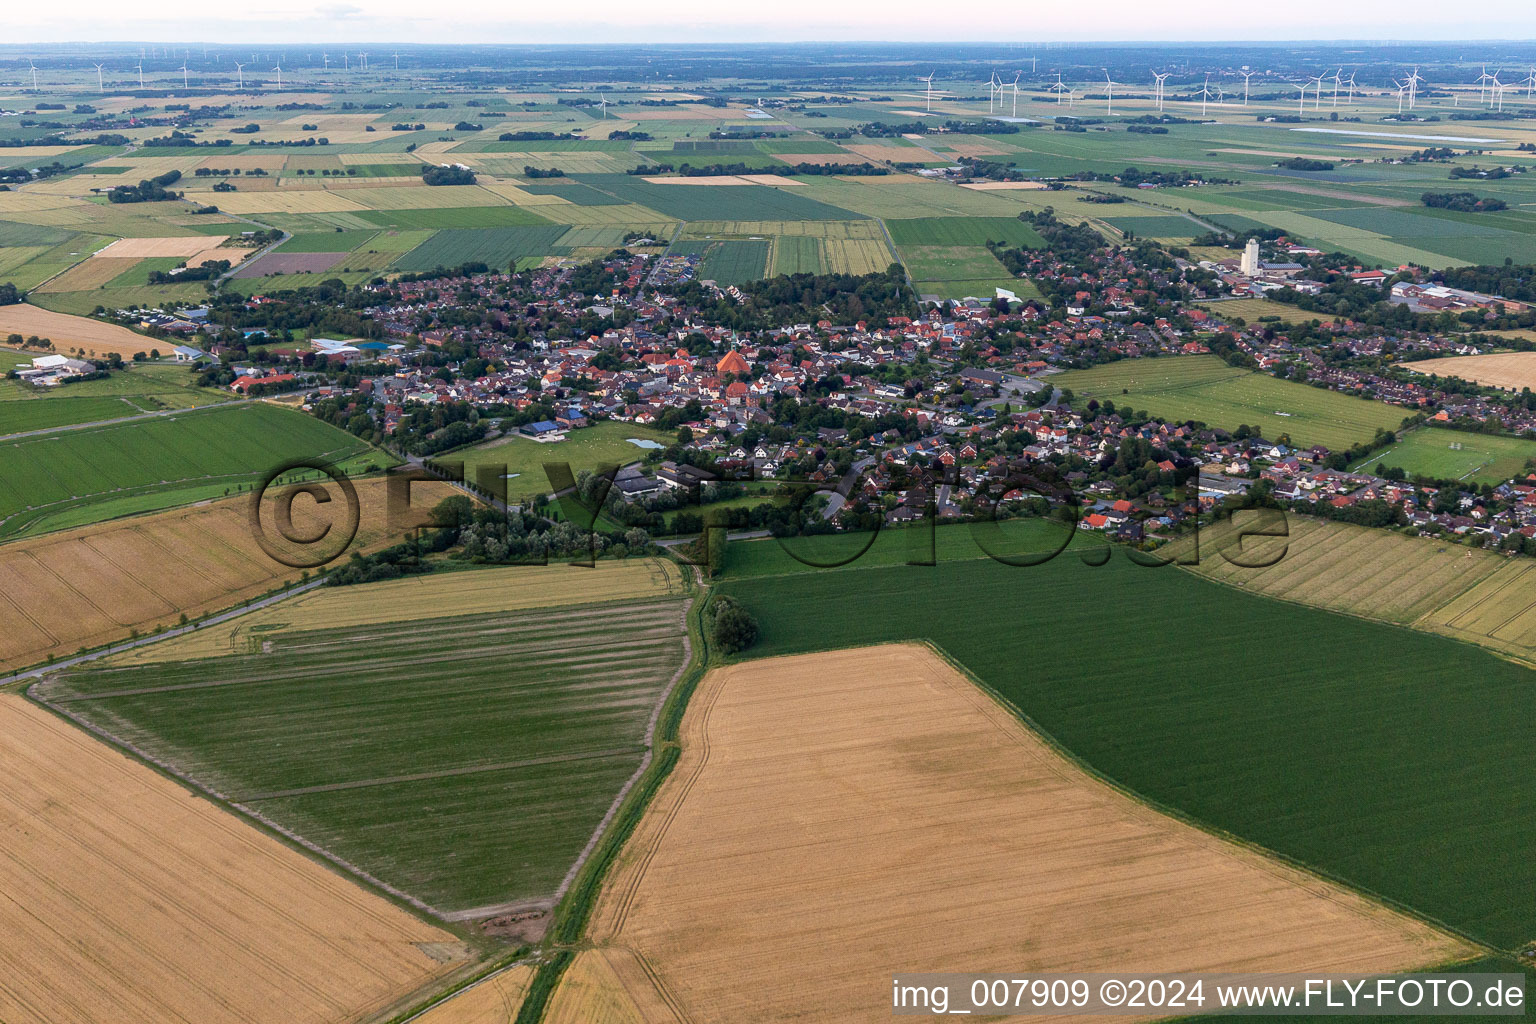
0, 694, 468, 1024
554, 645, 1467, 1023
38, 562, 691, 915
439, 421, 673, 505
0, 402, 385, 539
1054, 355, 1407, 450
1356, 427, 1536, 484
717, 534, 1536, 948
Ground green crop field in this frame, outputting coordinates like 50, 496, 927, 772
278, 230, 380, 253
769, 234, 823, 275
575, 175, 866, 222
0, 362, 235, 435
353, 205, 554, 230
665, 238, 770, 285
1055, 355, 1408, 450
434, 420, 673, 505
36, 592, 690, 912
1356, 427, 1536, 485
0, 402, 384, 539
392, 225, 571, 271
885, 216, 1046, 247
719, 531, 1536, 948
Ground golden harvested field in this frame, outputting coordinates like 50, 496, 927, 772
684, 219, 885, 238
479, 181, 580, 206
33, 256, 138, 292
532, 204, 672, 228
0, 303, 161, 358
0, 477, 456, 674
98, 235, 228, 258
1199, 298, 1309, 322
643, 175, 759, 185
194, 152, 289, 172
959, 180, 1051, 190
1405, 351, 1536, 392
346, 184, 509, 210
771, 152, 875, 165
0, 145, 86, 158
562, 644, 1468, 1024
115, 556, 685, 665
189, 244, 253, 267
844, 143, 926, 162
413, 966, 535, 1024
211, 190, 372, 214
1181, 516, 1506, 626
821, 237, 895, 275
0, 191, 88, 214
1418, 559, 1536, 665
0, 694, 469, 1024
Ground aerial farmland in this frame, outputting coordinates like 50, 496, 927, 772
4, 27, 1536, 1024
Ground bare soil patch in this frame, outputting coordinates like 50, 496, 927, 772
233, 251, 347, 277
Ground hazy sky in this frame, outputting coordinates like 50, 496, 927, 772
8, 0, 1536, 44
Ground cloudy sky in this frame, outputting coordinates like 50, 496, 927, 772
8, 0, 1535, 44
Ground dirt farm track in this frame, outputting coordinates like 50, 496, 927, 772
0, 694, 469, 1024
549, 644, 1471, 1024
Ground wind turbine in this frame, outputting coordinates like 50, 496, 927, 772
1199, 74, 1212, 117
135, 62, 144, 89
1051, 72, 1068, 105
393, 52, 400, 71
1010, 72, 1021, 117
1392, 79, 1407, 114
1214, 80, 1226, 106
1526, 66, 1536, 98
599, 92, 608, 118
1490, 70, 1505, 112
343, 53, 350, 71
1296, 82, 1309, 115
919, 71, 935, 113
1309, 72, 1326, 110
180, 62, 188, 88
359, 52, 367, 71
1406, 67, 1424, 109
1343, 70, 1357, 104
93, 62, 104, 93
323, 53, 330, 70
1152, 70, 1170, 112
1241, 70, 1254, 106
234, 61, 245, 89
1475, 63, 1493, 104
987, 71, 1000, 114
273, 63, 283, 90
1330, 68, 1342, 107
1103, 70, 1115, 115
27, 60, 38, 91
